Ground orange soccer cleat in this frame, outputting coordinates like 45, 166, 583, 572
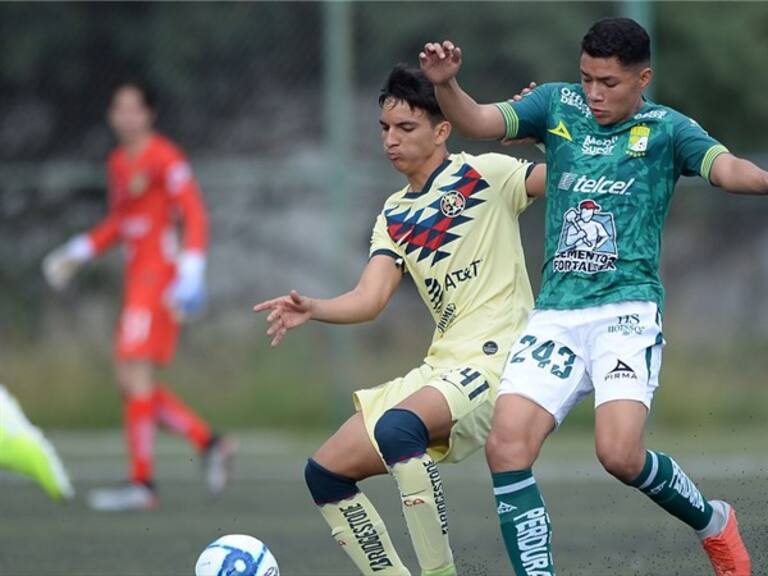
702, 501, 752, 576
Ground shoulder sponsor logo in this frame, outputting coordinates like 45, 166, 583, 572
554, 199, 618, 274
627, 124, 651, 157
560, 86, 592, 117
582, 134, 618, 156
634, 110, 668, 121
547, 121, 573, 141
557, 172, 635, 196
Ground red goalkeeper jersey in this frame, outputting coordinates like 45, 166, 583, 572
88, 133, 207, 277
86, 133, 208, 363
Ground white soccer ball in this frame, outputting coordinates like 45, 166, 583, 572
195, 534, 279, 576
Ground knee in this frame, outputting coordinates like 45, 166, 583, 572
373, 409, 429, 467
116, 362, 153, 398
485, 427, 540, 472
304, 458, 359, 506
595, 441, 645, 483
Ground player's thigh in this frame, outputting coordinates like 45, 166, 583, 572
498, 322, 592, 427
313, 412, 387, 481
594, 399, 648, 454
590, 301, 664, 413
353, 365, 433, 458
594, 400, 649, 479
423, 364, 502, 463
115, 360, 155, 397
486, 393, 556, 467
116, 285, 180, 366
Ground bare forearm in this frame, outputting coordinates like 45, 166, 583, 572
434, 79, 505, 140
309, 289, 382, 324
713, 156, 768, 195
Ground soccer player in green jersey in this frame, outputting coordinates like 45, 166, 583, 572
254, 64, 545, 576
420, 17, 766, 576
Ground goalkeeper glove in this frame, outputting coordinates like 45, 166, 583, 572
169, 251, 207, 320
41, 236, 94, 291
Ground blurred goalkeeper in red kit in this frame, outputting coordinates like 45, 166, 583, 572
43, 81, 235, 511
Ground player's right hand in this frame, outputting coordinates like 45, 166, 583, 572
419, 41, 462, 86
42, 244, 82, 291
253, 290, 312, 347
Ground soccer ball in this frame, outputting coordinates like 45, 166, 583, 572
195, 534, 279, 576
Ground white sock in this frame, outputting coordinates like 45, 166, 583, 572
696, 500, 729, 539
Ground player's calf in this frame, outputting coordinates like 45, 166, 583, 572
374, 409, 456, 576
628, 450, 752, 574
304, 458, 410, 576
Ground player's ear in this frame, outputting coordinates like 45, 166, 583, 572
638, 66, 653, 91
434, 120, 451, 146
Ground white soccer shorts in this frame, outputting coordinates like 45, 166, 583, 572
498, 301, 664, 425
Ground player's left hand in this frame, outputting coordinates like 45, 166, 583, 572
169, 252, 207, 321
253, 290, 312, 347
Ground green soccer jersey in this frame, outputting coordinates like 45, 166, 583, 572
496, 82, 728, 311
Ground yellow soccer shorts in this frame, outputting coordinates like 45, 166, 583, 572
353, 362, 498, 465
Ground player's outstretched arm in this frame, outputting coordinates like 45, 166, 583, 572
41, 215, 119, 291
253, 255, 402, 347
420, 41, 506, 140
710, 153, 768, 195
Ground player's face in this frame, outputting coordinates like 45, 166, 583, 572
580, 53, 652, 125
108, 87, 154, 144
379, 98, 449, 175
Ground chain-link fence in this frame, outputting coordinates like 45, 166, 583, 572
2, 2, 768, 428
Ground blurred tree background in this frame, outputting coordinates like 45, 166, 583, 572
1, 2, 767, 431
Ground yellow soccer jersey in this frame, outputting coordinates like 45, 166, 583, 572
370, 152, 535, 370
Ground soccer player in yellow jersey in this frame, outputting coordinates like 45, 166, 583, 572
254, 64, 545, 576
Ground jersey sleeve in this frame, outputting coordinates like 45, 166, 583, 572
164, 148, 209, 254
480, 153, 534, 215
87, 214, 120, 255
494, 83, 559, 141
672, 112, 729, 183
87, 161, 121, 254
369, 212, 405, 272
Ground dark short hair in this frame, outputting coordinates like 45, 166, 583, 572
581, 17, 651, 67
379, 64, 444, 123
111, 80, 158, 111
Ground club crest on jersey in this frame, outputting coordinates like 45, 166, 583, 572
554, 199, 617, 274
128, 172, 149, 197
440, 190, 466, 218
627, 125, 651, 157
384, 163, 488, 266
